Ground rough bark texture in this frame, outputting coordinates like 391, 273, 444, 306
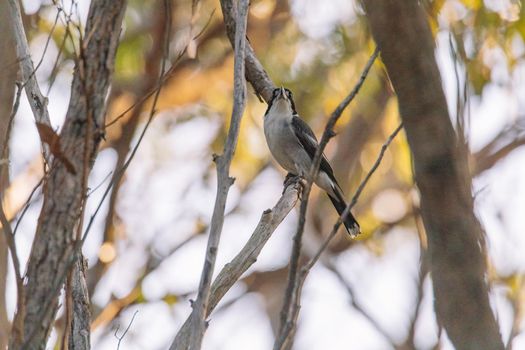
6, 0, 53, 163
9, 0, 127, 348
0, 0, 17, 347
68, 258, 91, 350
363, 1, 504, 349
220, 0, 275, 102
188, 1, 249, 348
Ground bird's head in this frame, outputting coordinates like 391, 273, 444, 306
265, 87, 297, 116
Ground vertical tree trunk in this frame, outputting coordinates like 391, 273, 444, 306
9, 1, 127, 348
363, 1, 503, 349
0, 0, 17, 347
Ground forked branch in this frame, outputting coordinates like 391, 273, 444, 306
186, 0, 249, 349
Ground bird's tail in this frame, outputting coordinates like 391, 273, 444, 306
327, 189, 361, 238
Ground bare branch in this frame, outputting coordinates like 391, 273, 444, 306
472, 118, 525, 175
12, 176, 44, 237
305, 124, 403, 273
274, 47, 380, 350
67, 258, 91, 350
187, 1, 249, 348
0, 2, 17, 344
323, 260, 397, 346
275, 122, 402, 349
219, 0, 275, 102
115, 310, 139, 350
169, 181, 302, 349
7, 0, 53, 163
9, 0, 127, 347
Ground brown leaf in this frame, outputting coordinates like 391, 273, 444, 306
36, 122, 77, 175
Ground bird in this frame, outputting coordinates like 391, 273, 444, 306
263, 86, 361, 237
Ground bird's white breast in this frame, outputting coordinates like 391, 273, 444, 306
264, 110, 299, 174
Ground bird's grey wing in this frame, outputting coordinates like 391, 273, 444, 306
291, 115, 336, 182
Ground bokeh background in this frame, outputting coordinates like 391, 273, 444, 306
2, 0, 525, 349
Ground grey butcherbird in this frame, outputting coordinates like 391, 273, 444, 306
263, 87, 361, 237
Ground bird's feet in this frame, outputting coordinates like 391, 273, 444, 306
282, 173, 305, 195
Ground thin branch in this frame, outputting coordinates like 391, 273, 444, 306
19, 2, 173, 344
169, 181, 302, 349
276, 122, 403, 349
31, 9, 63, 83
82, 0, 177, 241
115, 310, 139, 350
7, 0, 53, 163
188, 1, 249, 348
12, 176, 44, 236
91, 233, 202, 330
219, 0, 275, 102
305, 123, 403, 272
46, 32, 68, 96
323, 260, 397, 346
2, 83, 23, 162
472, 118, 525, 175
104, 10, 217, 129
0, 200, 25, 345
274, 47, 380, 350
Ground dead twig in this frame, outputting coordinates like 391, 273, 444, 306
115, 310, 139, 350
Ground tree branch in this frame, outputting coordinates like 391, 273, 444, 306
9, 0, 127, 348
363, 1, 504, 349
86, 0, 174, 296
6, 0, 53, 163
219, 0, 275, 102
274, 47, 380, 350
275, 122, 402, 349
187, 1, 249, 348
0, 0, 17, 345
67, 257, 91, 350
472, 118, 525, 175
169, 181, 301, 349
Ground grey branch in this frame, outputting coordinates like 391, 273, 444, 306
7, 0, 53, 163
115, 310, 139, 350
186, 1, 249, 349
68, 257, 91, 350
274, 48, 380, 350
219, 0, 275, 102
9, 0, 127, 348
0, 2, 18, 347
169, 182, 301, 349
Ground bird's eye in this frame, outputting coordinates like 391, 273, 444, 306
273, 89, 279, 97
286, 89, 292, 98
